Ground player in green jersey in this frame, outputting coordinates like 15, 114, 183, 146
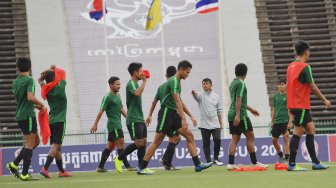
114, 63, 148, 173
6, 58, 45, 181
91, 76, 135, 172
271, 77, 291, 163
227, 63, 268, 170
38, 65, 72, 178
146, 66, 182, 170
137, 60, 213, 175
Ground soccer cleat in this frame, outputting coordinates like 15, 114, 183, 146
137, 168, 155, 175
96, 168, 108, 173
40, 167, 51, 178
6, 162, 19, 178
195, 162, 213, 172
277, 156, 286, 164
227, 164, 239, 170
167, 164, 180, 171
19, 173, 32, 181
214, 160, 224, 166
59, 171, 73, 177
126, 166, 137, 171
114, 156, 123, 173
312, 163, 329, 170
287, 164, 307, 171
252, 162, 269, 168
159, 158, 170, 170
145, 168, 155, 173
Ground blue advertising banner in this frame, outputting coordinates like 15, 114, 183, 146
1, 135, 329, 176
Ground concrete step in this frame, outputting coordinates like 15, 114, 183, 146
0, 122, 19, 128
0, 106, 16, 112
0, 111, 15, 117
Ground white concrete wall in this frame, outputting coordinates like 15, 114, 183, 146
24, 0, 271, 141
25, 0, 81, 143
220, 0, 271, 136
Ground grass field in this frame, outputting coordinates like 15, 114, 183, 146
1, 163, 335, 188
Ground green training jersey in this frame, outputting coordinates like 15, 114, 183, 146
298, 65, 314, 84
273, 92, 289, 124
46, 80, 67, 124
228, 78, 248, 121
125, 80, 144, 125
100, 92, 123, 131
160, 76, 181, 110
12, 75, 36, 121
154, 83, 166, 101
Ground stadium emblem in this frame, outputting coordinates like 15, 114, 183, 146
81, 0, 196, 39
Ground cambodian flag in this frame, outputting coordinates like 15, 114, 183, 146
196, 0, 219, 14
89, 0, 104, 20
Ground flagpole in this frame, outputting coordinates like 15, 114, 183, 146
102, 0, 110, 90
160, 1, 166, 81
217, 2, 230, 138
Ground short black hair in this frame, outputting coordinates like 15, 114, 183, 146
16, 57, 31, 72
235, 63, 248, 77
178, 60, 192, 70
277, 77, 286, 84
44, 71, 55, 83
202, 78, 212, 85
166, 66, 176, 78
108, 76, 120, 85
128, 62, 142, 75
295, 41, 310, 56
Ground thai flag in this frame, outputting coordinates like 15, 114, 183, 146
89, 0, 104, 20
196, 0, 219, 14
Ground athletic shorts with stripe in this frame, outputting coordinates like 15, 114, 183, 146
229, 117, 253, 135
271, 123, 290, 139
18, 117, 37, 135
126, 122, 147, 140
156, 108, 181, 137
50, 122, 66, 145
108, 128, 124, 142
291, 109, 312, 127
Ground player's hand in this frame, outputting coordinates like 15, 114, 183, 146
324, 99, 331, 109
287, 122, 292, 129
190, 116, 197, 127
34, 104, 42, 110
270, 122, 274, 128
90, 125, 97, 133
219, 123, 223, 130
250, 108, 260, 117
182, 118, 188, 129
233, 115, 240, 127
141, 75, 147, 82
191, 90, 196, 95
145, 116, 152, 126
37, 105, 47, 113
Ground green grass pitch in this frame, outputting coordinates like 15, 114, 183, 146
1, 163, 335, 188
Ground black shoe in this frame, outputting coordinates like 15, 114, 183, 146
96, 168, 108, 173
167, 164, 180, 171
159, 158, 171, 170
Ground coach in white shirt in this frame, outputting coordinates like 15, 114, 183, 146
192, 78, 224, 166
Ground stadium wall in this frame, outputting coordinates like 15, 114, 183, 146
25, 0, 81, 140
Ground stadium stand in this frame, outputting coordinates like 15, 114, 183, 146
0, 0, 29, 146
255, 0, 336, 133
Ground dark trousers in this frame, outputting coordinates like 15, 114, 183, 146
200, 128, 222, 162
